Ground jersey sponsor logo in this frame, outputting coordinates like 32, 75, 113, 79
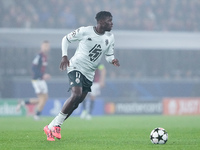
88, 44, 102, 62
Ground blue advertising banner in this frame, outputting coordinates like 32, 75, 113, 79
42, 98, 104, 116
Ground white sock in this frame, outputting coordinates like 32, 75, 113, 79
48, 112, 67, 130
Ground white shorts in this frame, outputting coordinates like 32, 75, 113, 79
90, 83, 101, 97
32, 80, 48, 94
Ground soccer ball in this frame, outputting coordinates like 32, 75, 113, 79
150, 127, 168, 144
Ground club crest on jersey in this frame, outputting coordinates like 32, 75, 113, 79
105, 39, 109, 46
75, 78, 80, 84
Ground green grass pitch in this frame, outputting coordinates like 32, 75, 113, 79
1, 115, 200, 150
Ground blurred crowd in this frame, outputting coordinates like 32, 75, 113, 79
0, 0, 200, 31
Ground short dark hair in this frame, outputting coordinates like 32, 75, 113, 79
95, 11, 112, 21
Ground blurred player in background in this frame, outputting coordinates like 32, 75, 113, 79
16, 40, 51, 120
43, 11, 120, 141
80, 64, 106, 120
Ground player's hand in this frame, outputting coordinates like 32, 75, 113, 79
43, 73, 51, 80
60, 56, 70, 71
112, 59, 120, 67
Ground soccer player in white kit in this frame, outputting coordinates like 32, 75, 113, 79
44, 11, 120, 141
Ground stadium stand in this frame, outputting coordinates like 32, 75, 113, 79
0, 0, 200, 31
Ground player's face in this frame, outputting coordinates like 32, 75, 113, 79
41, 43, 50, 54
102, 16, 113, 32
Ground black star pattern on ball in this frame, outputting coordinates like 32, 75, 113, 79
157, 134, 163, 141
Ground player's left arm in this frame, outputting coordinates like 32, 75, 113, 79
105, 53, 120, 67
105, 36, 120, 67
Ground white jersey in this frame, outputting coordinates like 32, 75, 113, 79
66, 26, 115, 81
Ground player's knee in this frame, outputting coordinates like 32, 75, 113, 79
71, 92, 82, 100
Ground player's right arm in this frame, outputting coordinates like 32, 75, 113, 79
60, 27, 84, 71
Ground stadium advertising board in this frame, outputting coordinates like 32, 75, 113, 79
42, 98, 104, 116
105, 101, 162, 115
0, 98, 104, 117
163, 98, 200, 115
0, 99, 26, 116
